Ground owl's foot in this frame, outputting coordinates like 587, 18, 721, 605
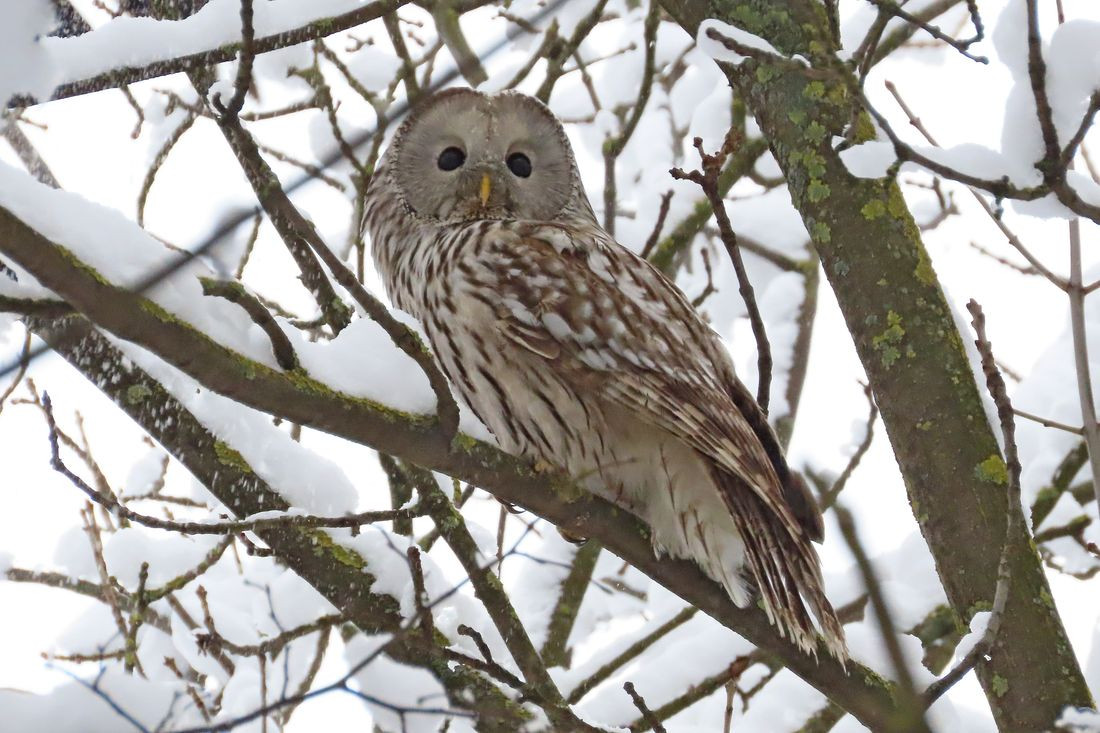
531, 458, 555, 474
557, 527, 588, 545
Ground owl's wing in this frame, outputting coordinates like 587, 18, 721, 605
487, 222, 813, 541
487, 223, 846, 658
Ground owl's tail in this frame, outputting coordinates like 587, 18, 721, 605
714, 470, 848, 662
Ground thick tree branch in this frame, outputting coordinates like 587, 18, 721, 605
0, 202, 903, 731
20, 0, 411, 107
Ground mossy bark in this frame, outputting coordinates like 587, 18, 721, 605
661, 2, 1093, 730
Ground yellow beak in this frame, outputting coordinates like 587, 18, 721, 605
479, 173, 491, 207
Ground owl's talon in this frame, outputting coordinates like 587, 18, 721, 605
557, 527, 588, 545
531, 459, 554, 474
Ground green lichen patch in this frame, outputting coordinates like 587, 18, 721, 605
861, 199, 887, 221
872, 310, 906, 368
975, 454, 1008, 485
306, 529, 368, 571
124, 384, 153, 405
991, 674, 1009, 698
807, 180, 831, 202
214, 440, 253, 474
803, 80, 826, 100
914, 242, 937, 286
804, 121, 827, 145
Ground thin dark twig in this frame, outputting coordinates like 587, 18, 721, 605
883, 80, 1068, 288
624, 681, 666, 733
671, 133, 772, 413
457, 624, 495, 666
923, 301, 1021, 705
863, 0, 987, 63
1058, 92, 1100, 171
819, 384, 877, 509
567, 607, 698, 704
1024, 0, 1060, 166
836, 504, 930, 732
200, 278, 299, 370
42, 394, 422, 533
0, 329, 31, 414
213, 113, 460, 441
211, 0, 256, 119
639, 191, 673, 259
1013, 408, 1083, 436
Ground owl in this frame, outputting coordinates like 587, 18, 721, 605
363, 88, 846, 659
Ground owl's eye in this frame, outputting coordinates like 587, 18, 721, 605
437, 147, 466, 171
506, 152, 532, 178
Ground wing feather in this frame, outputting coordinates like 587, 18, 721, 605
488, 225, 807, 538
485, 223, 843, 658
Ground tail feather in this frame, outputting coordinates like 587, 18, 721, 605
714, 469, 848, 661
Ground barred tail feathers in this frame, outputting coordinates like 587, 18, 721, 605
713, 469, 848, 662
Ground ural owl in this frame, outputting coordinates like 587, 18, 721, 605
363, 88, 845, 658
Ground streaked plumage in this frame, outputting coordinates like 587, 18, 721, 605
363, 88, 845, 658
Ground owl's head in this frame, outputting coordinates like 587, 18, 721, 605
382, 88, 586, 223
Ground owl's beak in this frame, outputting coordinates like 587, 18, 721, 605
479, 172, 492, 207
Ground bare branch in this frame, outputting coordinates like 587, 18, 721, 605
672, 133, 772, 413
921, 301, 1022, 705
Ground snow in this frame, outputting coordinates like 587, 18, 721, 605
1046, 20, 1100, 146
0, 0, 59, 106
951, 611, 993, 662
44, 0, 372, 91
1059, 708, 1100, 733
838, 139, 897, 178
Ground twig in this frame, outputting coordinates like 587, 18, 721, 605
863, 0, 987, 63
0, 329, 30, 414
212, 0, 255, 120
835, 505, 930, 731
213, 113, 461, 442
407, 546, 436, 639
883, 81, 1069, 288
540, 540, 602, 668
198, 612, 343, 658
690, 247, 718, 308
431, 0, 487, 86
43, 394, 423, 534
410, 462, 602, 731
624, 681, 666, 733
602, 0, 659, 235
567, 606, 698, 704
639, 191, 674, 259
1014, 408, 1084, 436
870, 0, 968, 65
1067, 216, 1100, 512
535, 0, 610, 102
627, 657, 753, 732
200, 278, 299, 370
254, 140, 347, 192
819, 384, 878, 509
922, 301, 1022, 705
672, 133, 772, 413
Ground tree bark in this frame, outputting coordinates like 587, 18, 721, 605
659, 2, 1093, 729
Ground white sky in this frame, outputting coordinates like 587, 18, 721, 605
0, 0, 1098, 731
